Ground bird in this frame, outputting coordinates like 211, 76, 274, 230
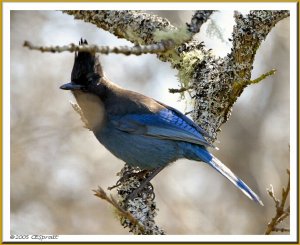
60, 39, 263, 206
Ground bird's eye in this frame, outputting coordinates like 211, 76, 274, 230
96, 77, 103, 86
86, 73, 101, 85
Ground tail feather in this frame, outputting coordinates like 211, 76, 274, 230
209, 154, 263, 206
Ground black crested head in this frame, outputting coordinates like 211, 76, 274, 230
71, 38, 103, 86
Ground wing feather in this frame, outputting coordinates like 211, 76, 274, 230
111, 108, 215, 148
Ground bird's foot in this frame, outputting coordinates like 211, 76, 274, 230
124, 166, 164, 203
108, 169, 148, 190
125, 181, 155, 202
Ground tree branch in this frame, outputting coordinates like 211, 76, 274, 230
187, 10, 215, 34
169, 86, 192, 94
62, 10, 176, 45
23, 40, 176, 56
189, 10, 289, 139
265, 169, 290, 235
107, 165, 165, 235
249, 69, 276, 84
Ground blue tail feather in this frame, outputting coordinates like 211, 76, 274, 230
195, 147, 264, 206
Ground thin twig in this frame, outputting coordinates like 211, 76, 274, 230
249, 69, 276, 84
169, 86, 192, 93
272, 227, 290, 233
23, 40, 175, 56
185, 110, 194, 115
265, 169, 290, 235
93, 186, 146, 233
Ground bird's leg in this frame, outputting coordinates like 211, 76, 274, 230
143, 182, 155, 201
108, 169, 149, 190
126, 166, 165, 201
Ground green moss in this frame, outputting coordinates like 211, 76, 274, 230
125, 27, 146, 44
177, 49, 204, 88
231, 80, 244, 97
153, 27, 191, 44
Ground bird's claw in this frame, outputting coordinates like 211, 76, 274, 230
108, 169, 149, 191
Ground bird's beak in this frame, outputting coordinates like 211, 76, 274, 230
60, 82, 85, 90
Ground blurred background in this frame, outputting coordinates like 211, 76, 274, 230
10, 10, 290, 235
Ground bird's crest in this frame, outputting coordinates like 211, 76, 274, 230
71, 38, 104, 85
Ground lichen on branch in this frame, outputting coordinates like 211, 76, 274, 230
63, 10, 175, 45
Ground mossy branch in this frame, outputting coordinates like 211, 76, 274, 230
249, 69, 276, 84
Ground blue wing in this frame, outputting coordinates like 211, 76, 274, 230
156, 101, 213, 139
111, 107, 215, 148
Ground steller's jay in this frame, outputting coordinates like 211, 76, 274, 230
60, 39, 263, 205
